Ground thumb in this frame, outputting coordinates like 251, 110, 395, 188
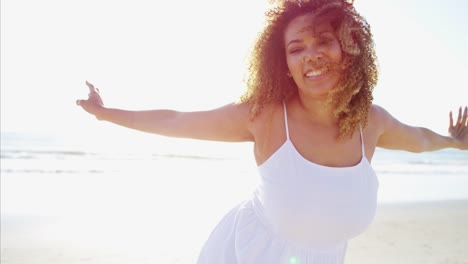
76, 99, 89, 106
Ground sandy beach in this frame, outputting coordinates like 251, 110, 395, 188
346, 200, 468, 264
2, 200, 468, 264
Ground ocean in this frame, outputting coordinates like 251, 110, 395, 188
1, 130, 467, 262
2, 130, 468, 214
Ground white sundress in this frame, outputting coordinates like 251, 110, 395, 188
197, 103, 379, 264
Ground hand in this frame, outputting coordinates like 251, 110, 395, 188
76, 81, 105, 119
449, 106, 468, 150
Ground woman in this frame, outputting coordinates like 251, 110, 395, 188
76, 0, 467, 263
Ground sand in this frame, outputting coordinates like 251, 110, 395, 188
2, 200, 468, 264
346, 200, 468, 264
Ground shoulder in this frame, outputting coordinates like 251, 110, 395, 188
366, 104, 398, 139
249, 101, 284, 139
251, 100, 283, 123
368, 104, 414, 145
219, 101, 282, 142
368, 104, 395, 128
221, 101, 254, 133
369, 104, 391, 120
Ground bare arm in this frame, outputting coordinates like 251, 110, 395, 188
76, 81, 254, 142
374, 105, 468, 152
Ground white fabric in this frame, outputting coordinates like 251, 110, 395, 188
197, 103, 379, 264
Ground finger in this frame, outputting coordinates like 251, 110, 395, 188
463, 106, 468, 126
76, 99, 85, 106
449, 111, 454, 128
456, 106, 462, 125
85, 80, 98, 93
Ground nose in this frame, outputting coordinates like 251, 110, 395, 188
302, 47, 323, 63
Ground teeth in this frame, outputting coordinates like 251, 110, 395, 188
305, 69, 324, 77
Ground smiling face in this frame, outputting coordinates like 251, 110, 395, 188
284, 13, 344, 99
243, 0, 377, 139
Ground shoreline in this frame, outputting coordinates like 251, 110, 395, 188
2, 199, 468, 264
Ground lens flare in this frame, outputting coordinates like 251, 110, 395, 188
290, 256, 298, 264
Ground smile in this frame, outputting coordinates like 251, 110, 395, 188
304, 68, 328, 80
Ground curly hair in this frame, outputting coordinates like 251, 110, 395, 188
240, 0, 378, 140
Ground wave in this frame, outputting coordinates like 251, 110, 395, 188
1, 149, 91, 158
151, 153, 226, 160
1, 169, 106, 174
0, 148, 227, 161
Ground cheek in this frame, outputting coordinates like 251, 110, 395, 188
285, 54, 292, 70
332, 44, 344, 63
286, 55, 301, 73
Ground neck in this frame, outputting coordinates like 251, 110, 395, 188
294, 94, 337, 126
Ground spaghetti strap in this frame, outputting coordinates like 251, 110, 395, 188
359, 125, 365, 157
283, 101, 290, 140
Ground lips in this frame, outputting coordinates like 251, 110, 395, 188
305, 69, 325, 77
304, 68, 328, 80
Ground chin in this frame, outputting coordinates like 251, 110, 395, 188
300, 84, 335, 97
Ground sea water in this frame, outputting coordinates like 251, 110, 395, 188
2, 130, 467, 206
1, 130, 467, 261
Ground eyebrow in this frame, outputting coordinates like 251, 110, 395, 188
286, 31, 334, 48
286, 39, 303, 48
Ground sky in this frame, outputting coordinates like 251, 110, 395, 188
1, 0, 467, 138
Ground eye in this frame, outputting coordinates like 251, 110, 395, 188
318, 37, 334, 45
288, 47, 303, 54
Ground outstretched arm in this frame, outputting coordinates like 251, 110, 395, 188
374, 105, 468, 152
76, 81, 254, 142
